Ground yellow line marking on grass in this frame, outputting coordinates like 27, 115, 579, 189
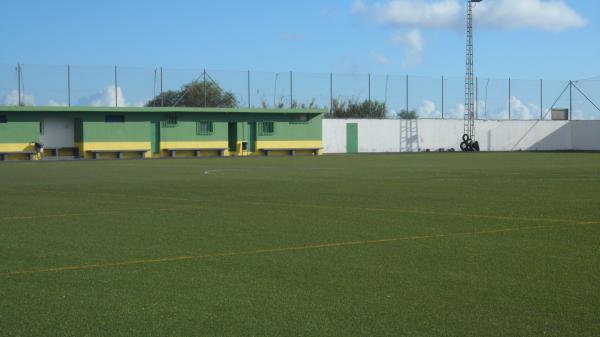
1, 222, 594, 278
240, 200, 589, 225
0, 208, 178, 222
1, 211, 122, 221
8, 189, 600, 227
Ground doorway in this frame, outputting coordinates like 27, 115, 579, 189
228, 122, 237, 152
40, 117, 75, 149
248, 122, 257, 152
346, 123, 358, 153
150, 120, 161, 154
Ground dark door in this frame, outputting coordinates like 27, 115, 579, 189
248, 122, 257, 152
150, 120, 161, 154
228, 122, 237, 152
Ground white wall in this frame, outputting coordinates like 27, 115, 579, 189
571, 121, 600, 150
40, 117, 75, 148
322, 119, 347, 153
323, 119, 598, 153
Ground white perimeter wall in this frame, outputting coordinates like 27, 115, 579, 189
323, 119, 600, 153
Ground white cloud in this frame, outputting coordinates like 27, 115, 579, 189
48, 100, 67, 106
507, 96, 539, 120
355, 0, 586, 31
474, 0, 586, 31
352, 0, 366, 13
392, 29, 425, 66
355, 0, 461, 29
78, 85, 128, 107
416, 100, 440, 117
3, 90, 35, 106
449, 103, 465, 118
372, 52, 392, 65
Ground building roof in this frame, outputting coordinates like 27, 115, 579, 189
0, 106, 326, 114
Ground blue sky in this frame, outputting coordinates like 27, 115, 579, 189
1, 0, 598, 118
1, 0, 597, 79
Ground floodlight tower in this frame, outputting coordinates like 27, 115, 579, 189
461, 0, 482, 152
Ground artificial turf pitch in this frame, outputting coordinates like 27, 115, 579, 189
1, 153, 599, 336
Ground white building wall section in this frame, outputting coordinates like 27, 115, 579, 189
358, 119, 401, 153
40, 117, 75, 148
322, 119, 347, 153
322, 119, 597, 153
475, 121, 572, 151
571, 121, 600, 150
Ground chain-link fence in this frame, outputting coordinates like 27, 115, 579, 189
2, 63, 599, 120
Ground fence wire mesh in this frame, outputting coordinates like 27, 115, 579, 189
2, 63, 599, 120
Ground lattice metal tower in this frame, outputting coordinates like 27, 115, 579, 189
462, 0, 482, 152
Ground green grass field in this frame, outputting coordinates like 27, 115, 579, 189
1, 153, 599, 336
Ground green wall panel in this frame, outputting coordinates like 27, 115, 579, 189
159, 113, 228, 142
0, 108, 323, 145
254, 115, 322, 141
0, 113, 41, 143
82, 113, 149, 142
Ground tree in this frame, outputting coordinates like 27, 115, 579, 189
398, 109, 418, 119
327, 98, 387, 119
146, 80, 238, 107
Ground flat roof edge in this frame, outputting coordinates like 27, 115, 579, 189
0, 106, 326, 114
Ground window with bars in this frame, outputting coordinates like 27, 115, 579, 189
196, 121, 213, 135
163, 115, 178, 128
259, 121, 275, 136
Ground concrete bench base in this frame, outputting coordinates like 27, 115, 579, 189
88, 150, 147, 159
0, 151, 35, 161
260, 148, 321, 156
46, 147, 79, 159
164, 148, 227, 158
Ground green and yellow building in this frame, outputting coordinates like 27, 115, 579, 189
0, 106, 324, 160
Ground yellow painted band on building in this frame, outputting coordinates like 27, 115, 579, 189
160, 141, 228, 149
0, 143, 36, 152
0, 143, 39, 160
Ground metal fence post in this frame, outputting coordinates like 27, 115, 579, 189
330, 72, 333, 114
290, 71, 293, 108
569, 80, 572, 120
405, 74, 409, 114
247, 70, 251, 108
67, 64, 71, 107
114, 65, 118, 107
17, 64, 21, 106
160, 67, 164, 107
441, 75, 444, 119
368, 73, 371, 115
540, 79, 543, 120
475, 77, 478, 120
384, 74, 389, 116
508, 77, 511, 120
203, 69, 207, 107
